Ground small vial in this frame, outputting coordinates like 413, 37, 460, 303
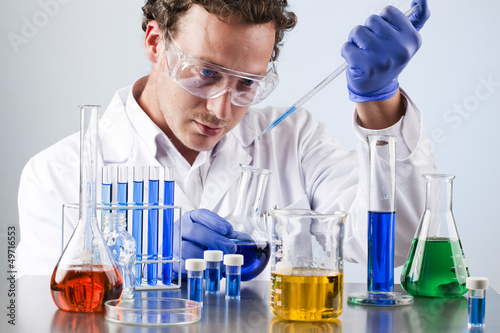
186, 259, 206, 304
204, 250, 223, 294
224, 254, 244, 300
467, 277, 489, 329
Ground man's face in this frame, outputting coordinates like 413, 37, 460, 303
153, 5, 276, 154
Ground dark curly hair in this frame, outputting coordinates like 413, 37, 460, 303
141, 0, 297, 61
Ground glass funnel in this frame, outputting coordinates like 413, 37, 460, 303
400, 173, 469, 297
50, 105, 122, 312
225, 164, 272, 281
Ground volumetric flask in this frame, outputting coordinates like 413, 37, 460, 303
401, 174, 469, 297
225, 164, 272, 281
50, 106, 123, 312
270, 209, 346, 321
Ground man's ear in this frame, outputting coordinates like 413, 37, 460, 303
144, 20, 163, 64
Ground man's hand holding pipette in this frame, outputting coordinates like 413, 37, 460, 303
342, 0, 430, 128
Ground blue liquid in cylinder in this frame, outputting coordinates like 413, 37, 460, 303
162, 180, 174, 285
132, 180, 144, 286
368, 211, 395, 292
206, 267, 221, 293
469, 297, 485, 326
188, 276, 204, 303
234, 240, 270, 281
147, 179, 159, 286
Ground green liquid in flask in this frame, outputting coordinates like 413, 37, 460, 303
401, 237, 469, 298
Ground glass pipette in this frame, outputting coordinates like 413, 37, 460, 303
257, 5, 420, 140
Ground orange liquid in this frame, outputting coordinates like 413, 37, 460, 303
50, 264, 123, 312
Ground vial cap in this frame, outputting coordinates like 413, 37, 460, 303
204, 250, 223, 262
466, 277, 489, 290
223, 254, 244, 266
185, 258, 206, 271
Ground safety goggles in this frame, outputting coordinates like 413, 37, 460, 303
164, 31, 279, 107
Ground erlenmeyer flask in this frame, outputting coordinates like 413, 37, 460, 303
50, 105, 122, 312
225, 164, 272, 281
401, 173, 469, 297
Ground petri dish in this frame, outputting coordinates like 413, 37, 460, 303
105, 297, 202, 326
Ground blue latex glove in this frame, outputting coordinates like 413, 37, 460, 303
341, 0, 430, 102
174, 209, 242, 276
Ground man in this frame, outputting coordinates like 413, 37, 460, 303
17, 0, 435, 278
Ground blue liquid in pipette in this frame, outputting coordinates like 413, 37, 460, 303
368, 211, 395, 292
148, 179, 159, 286
162, 180, 174, 285
188, 276, 204, 303
234, 240, 270, 281
226, 269, 241, 299
132, 180, 144, 286
206, 266, 221, 293
117, 182, 128, 228
469, 297, 486, 327
101, 182, 112, 229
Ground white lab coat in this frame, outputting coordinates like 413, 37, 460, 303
16, 85, 436, 277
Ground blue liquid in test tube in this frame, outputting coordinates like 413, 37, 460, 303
132, 166, 144, 286
162, 166, 175, 285
186, 259, 206, 304
101, 166, 114, 228
117, 166, 128, 229
368, 211, 395, 292
147, 166, 159, 286
224, 254, 243, 300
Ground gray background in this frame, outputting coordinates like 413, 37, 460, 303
1, 0, 499, 292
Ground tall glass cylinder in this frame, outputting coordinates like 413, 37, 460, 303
348, 135, 412, 306
50, 105, 122, 312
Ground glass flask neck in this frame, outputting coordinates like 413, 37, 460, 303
423, 173, 454, 216
228, 164, 271, 234
103, 212, 127, 232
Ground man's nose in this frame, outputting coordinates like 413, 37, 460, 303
206, 89, 233, 120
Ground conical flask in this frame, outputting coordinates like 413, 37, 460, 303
225, 164, 272, 281
401, 173, 469, 297
50, 105, 123, 312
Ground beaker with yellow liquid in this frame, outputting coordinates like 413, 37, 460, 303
270, 210, 346, 321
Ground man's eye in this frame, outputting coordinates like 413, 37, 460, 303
199, 68, 218, 79
241, 79, 255, 87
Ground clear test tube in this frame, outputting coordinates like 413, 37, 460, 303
186, 259, 206, 304
117, 166, 129, 225
101, 166, 114, 228
147, 166, 160, 286
132, 166, 144, 286
204, 250, 223, 294
162, 166, 175, 285
467, 277, 489, 329
224, 254, 244, 300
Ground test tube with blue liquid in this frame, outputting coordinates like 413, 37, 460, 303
467, 277, 488, 329
348, 135, 412, 306
101, 166, 114, 228
204, 250, 223, 294
147, 166, 160, 286
224, 254, 243, 300
117, 166, 128, 227
132, 166, 144, 286
186, 259, 206, 304
162, 166, 175, 285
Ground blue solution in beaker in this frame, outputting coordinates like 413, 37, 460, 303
234, 240, 270, 281
147, 179, 159, 286
368, 211, 395, 292
132, 180, 144, 286
162, 180, 174, 285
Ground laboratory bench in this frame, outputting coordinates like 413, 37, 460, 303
3, 275, 499, 332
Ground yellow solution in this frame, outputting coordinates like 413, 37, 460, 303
270, 268, 343, 321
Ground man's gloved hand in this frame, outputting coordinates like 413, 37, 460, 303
174, 209, 243, 276
341, 0, 430, 103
